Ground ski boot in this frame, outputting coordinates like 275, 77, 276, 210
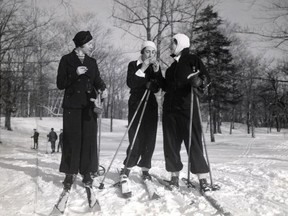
142, 171, 152, 181
199, 178, 212, 193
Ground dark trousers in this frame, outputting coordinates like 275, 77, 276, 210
51, 141, 56, 152
34, 141, 38, 149
60, 107, 98, 175
162, 97, 209, 174
124, 95, 158, 169
57, 142, 63, 152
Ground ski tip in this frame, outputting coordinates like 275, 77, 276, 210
151, 193, 161, 200
49, 205, 63, 216
189, 200, 195, 205
90, 200, 101, 212
122, 191, 132, 198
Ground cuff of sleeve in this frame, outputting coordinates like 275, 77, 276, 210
135, 69, 146, 78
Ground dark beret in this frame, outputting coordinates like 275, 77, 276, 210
73, 31, 93, 47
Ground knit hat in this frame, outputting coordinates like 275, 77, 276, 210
172, 33, 190, 56
141, 41, 157, 52
73, 31, 93, 47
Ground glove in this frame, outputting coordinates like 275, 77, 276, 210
90, 98, 102, 115
188, 75, 203, 88
146, 80, 160, 93
100, 89, 108, 100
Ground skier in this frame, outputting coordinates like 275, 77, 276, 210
54, 30, 107, 213
162, 33, 212, 192
47, 128, 58, 153
31, 129, 39, 150
57, 129, 63, 153
120, 41, 163, 180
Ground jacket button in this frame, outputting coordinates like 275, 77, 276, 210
77, 90, 80, 93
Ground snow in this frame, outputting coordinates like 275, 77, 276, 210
0, 117, 288, 216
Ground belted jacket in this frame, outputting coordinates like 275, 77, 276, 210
57, 50, 106, 109
163, 48, 210, 112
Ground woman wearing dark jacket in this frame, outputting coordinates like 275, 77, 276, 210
56, 31, 107, 191
121, 41, 163, 180
162, 33, 211, 192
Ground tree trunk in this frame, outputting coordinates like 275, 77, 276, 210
4, 108, 12, 131
229, 107, 235, 135
146, 0, 151, 40
209, 99, 215, 142
110, 91, 114, 132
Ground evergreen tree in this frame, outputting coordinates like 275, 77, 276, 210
191, 5, 243, 139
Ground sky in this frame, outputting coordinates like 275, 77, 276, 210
34, 0, 285, 62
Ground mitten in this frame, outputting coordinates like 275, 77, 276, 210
146, 80, 160, 93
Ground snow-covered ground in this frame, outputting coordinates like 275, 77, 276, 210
0, 117, 288, 216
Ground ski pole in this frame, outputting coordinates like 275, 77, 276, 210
186, 86, 194, 187
98, 89, 149, 189
186, 70, 200, 187
97, 96, 105, 176
123, 90, 151, 176
196, 95, 220, 190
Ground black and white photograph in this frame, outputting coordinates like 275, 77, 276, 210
0, 0, 287, 215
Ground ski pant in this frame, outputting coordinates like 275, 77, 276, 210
50, 141, 56, 152
57, 142, 63, 152
59, 107, 98, 176
34, 140, 38, 149
123, 94, 158, 169
162, 97, 209, 174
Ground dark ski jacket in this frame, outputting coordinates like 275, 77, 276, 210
127, 60, 163, 110
59, 132, 63, 144
31, 132, 39, 141
162, 48, 210, 112
56, 50, 106, 109
47, 131, 58, 142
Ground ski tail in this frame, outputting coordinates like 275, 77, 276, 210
85, 186, 101, 212
143, 178, 160, 200
120, 174, 132, 198
50, 189, 70, 215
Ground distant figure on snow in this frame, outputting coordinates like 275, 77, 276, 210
47, 128, 58, 153
31, 129, 39, 150
57, 129, 63, 153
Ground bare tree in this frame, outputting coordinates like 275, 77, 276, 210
238, 0, 288, 52
0, 0, 54, 129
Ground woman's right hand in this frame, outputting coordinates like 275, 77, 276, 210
141, 59, 150, 72
76, 66, 88, 75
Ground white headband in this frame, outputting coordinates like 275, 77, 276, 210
141, 41, 157, 51
173, 33, 190, 55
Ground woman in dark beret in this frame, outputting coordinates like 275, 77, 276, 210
55, 30, 107, 210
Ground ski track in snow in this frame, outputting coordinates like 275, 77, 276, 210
0, 118, 288, 216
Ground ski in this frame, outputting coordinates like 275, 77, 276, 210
151, 174, 197, 205
143, 178, 160, 200
151, 174, 177, 191
49, 189, 70, 216
85, 185, 101, 212
181, 178, 232, 216
119, 174, 132, 198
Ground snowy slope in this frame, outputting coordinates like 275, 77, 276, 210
0, 117, 288, 216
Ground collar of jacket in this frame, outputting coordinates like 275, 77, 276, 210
136, 57, 143, 66
170, 48, 190, 61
